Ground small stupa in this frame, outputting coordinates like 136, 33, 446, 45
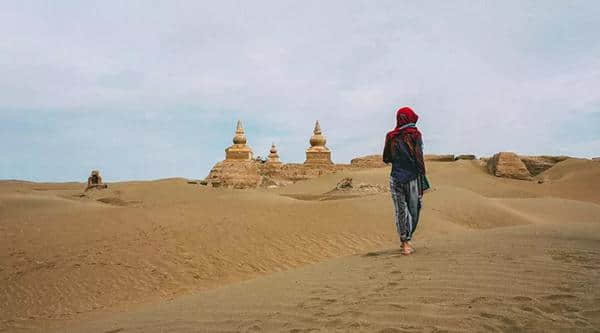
267, 143, 282, 166
304, 120, 333, 165
225, 120, 253, 161
85, 170, 108, 191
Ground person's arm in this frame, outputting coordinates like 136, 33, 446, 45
383, 136, 392, 164
415, 137, 426, 175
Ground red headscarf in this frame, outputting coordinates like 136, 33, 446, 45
383, 107, 425, 174
385, 107, 422, 143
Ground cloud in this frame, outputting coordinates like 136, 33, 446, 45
1, 1, 599, 181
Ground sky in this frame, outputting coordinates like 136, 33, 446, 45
1, 0, 599, 181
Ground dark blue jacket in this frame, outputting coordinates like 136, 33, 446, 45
384, 136, 423, 183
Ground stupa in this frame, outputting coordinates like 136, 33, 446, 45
267, 143, 282, 166
85, 170, 108, 191
304, 120, 333, 165
225, 120, 253, 160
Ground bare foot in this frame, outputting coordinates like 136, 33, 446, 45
401, 242, 414, 255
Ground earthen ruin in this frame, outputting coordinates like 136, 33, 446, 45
205, 120, 351, 189
425, 154, 455, 162
487, 152, 533, 180
349, 155, 387, 169
455, 154, 476, 160
204, 121, 574, 188
85, 170, 108, 191
205, 121, 261, 188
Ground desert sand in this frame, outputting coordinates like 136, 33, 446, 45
1, 158, 600, 332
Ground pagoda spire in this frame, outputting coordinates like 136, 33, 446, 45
267, 143, 282, 165
232, 120, 247, 145
225, 120, 252, 160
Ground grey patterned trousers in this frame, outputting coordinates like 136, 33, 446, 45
389, 177, 422, 242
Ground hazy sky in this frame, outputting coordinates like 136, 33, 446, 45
1, 1, 599, 181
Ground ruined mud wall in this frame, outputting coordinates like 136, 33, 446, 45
205, 159, 366, 189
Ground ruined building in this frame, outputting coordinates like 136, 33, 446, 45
204, 120, 261, 188
205, 120, 351, 189
85, 170, 108, 191
204, 120, 577, 188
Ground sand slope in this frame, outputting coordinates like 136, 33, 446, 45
63, 223, 600, 333
1, 158, 599, 331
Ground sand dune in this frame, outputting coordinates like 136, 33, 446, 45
1, 158, 599, 331
62, 223, 600, 333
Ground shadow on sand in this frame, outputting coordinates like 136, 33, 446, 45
362, 248, 404, 258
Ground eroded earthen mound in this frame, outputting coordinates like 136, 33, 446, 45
487, 152, 532, 180
205, 160, 262, 189
425, 154, 455, 162
519, 155, 569, 176
350, 155, 387, 168
455, 154, 476, 160
328, 177, 388, 194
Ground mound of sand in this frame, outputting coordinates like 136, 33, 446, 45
538, 158, 600, 182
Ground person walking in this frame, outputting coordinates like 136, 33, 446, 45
383, 107, 428, 255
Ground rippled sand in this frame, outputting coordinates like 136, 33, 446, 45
1, 158, 599, 332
